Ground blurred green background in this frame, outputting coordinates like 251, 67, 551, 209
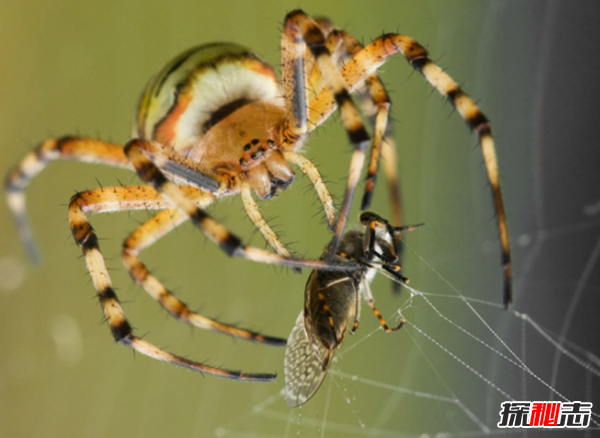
1, 1, 599, 437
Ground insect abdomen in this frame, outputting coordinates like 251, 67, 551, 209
305, 269, 359, 350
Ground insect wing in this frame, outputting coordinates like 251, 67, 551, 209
284, 311, 333, 407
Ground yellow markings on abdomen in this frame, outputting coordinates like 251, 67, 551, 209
134, 43, 283, 151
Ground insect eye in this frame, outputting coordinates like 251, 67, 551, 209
359, 211, 375, 225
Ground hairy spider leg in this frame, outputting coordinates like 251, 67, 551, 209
120, 197, 287, 346
4, 137, 131, 262
308, 34, 513, 307
297, 19, 407, 295
326, 30, 394, 212
124, 139, 357, 272
306, 23, 404, 241
282, 151, 336, 228
283, 10, 371, 256
304, 21, 407, 294
325, 28, 408, 292
240, 182, 294, 264
68, 185, 277, 380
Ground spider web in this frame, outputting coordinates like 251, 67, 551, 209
208, 3, 600, 437
211, 221, 600, 437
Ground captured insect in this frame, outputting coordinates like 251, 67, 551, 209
284, 212, 422, 407
4, 10, 512, 382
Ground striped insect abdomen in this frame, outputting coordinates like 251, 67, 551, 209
305, 264, 362, 350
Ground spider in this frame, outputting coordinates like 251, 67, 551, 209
4, 10, 512, 382
284, 212, 421, 407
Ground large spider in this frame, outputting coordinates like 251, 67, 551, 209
4, 10, 512, 381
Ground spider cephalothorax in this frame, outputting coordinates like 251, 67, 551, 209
5, 10, 512, 381
188, 101, 296, 200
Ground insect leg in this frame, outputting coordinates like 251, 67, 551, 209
362, 281, 405, 332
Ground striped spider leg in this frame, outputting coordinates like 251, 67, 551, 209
6, 40, 348, 270
68, 185, 285, 380
282, 10, 374, 257
304, 29, 513, 307
321, 24, 406, 292
289, 12, 511, 304
316, 23, 399, 214
4, 137, 355, 381
122, 209, 286, 345
284, 212, 421, 407
4, 9, 512, 381
5, 19, 386, 381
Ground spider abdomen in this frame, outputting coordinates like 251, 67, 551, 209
134, 43, 283, 152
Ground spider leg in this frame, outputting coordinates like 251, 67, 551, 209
4, 137, 131, 263
324, 28, 407, 293
279, 14, 337, 232
68, 185, 276, 381
362, 280, 405, 332
308, 34, 513, 307
325, 30, 395, 212
282, 151, 336, 229
381, 140, 403, 233
124, 139, 357, 272
303, 21, 404, 266
284, 10, 371, 258
304, 18, 337, 100
381, 139, 404, 293
240, 181, 297, 265
123, 205, 287, 347
309, 33, 405, 230
281, 14, 309, 139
